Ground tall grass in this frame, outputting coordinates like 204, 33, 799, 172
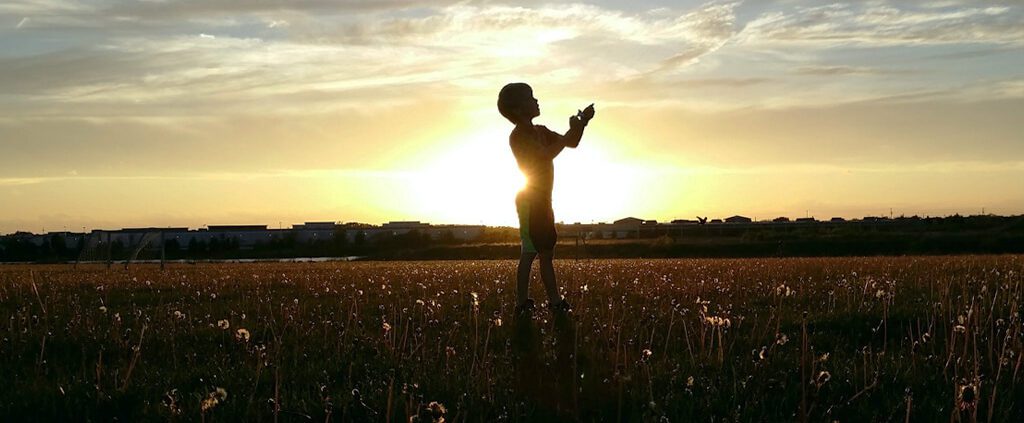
0, 256, 1021, 421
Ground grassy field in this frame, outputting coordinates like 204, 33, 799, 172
1, 256, 1022, 421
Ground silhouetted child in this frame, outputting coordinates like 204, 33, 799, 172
497, 82, 595, 314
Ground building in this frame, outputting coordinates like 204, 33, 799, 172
725, 215, 752, 224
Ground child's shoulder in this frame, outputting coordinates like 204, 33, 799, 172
509, 125, 537, 143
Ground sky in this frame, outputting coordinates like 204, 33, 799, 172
1, 0, 1022, 232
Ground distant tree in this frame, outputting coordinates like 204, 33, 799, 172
110, 239, 125, 259
439, 229, 456, 244
333, 229, 348, 247
354, 231, 366, 247
208, 237, 222, 254
165, 238, 181, 255
187, 237, 205, 256
50, 235, 69, 260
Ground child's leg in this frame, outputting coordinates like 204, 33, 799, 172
516, 252, 536, 305
537, 251, 561, 304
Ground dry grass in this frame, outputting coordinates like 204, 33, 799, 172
0, 256, 1022, 421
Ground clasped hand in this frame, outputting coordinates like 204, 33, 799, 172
569, 103, 596, 129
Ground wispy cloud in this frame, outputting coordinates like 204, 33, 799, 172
737, 3, 1023, 47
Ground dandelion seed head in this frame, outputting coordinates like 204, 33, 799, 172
218, 319, 230, 330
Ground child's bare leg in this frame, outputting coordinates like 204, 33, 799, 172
517, 252, 536, 305
537, 252, 561, 304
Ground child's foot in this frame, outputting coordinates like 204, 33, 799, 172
548, 298, 572, 313
515, 298, 536, 316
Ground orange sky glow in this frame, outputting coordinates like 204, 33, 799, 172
1, 1, 1022, 232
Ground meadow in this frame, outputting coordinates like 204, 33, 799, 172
1, 256, 1022, 422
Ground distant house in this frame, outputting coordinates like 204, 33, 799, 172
773, 217, 790, 223
795, 217, 816, 223
710, 219, 723, 224
613, 217, 644, 226
207, 225, 268, 231
382, 221, 430, 229
830, 217, 846, 222
725, 215, 752, 224
293, 221, 337, 230
671, 219, 698, 224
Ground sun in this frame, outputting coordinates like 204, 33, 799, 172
408, 125, 642, 226
408, 126, 525, 226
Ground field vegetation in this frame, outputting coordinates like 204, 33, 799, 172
1, 256, 1022, 421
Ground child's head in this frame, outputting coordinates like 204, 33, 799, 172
497, 82, 540, 124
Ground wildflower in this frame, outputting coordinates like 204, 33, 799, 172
819, 353, 830, 362
958, 383, 978, 411
641, 349, 653, 361
235, 328, 251, 342
382, 321, 392, 333
410, 401, 447, 423
162, 389, 182, 415
217, 319, 230, 330
99, 306, 108, 313
293, 298, 299, 306
875, 289, 885, 299
173, 310, 185, 320
776, 333, 789, 345
686, 376, 695, 388
493, 317, 502, 327
416, 299, 425, 306
776, 284, 794, 297
470, 292, 479, 311
954, 325, 966, 333
815, 371, 831, 387
582, 284, 589, 293
201, 387, 228, 412
758, 346, 767, 361
445, 346, 456, 358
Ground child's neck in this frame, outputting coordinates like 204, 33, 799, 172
514, 117, 534, 128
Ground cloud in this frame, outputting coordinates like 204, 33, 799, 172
737, 3, 1024, 47
792, 65, 915, 76
0, 1, 1020, 120
0, 2, 749, 118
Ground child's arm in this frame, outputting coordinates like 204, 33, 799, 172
511, 126, 566, 161
562, 104, 595, 148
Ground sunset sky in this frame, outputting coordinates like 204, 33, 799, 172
1, 0, 1022, 233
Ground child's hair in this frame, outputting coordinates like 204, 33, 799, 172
497, 82, 531, 124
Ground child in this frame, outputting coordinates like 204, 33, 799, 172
497, 82, 595, 314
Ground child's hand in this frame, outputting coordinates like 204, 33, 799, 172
578, 103, 595, 123
570, 103, 595, 129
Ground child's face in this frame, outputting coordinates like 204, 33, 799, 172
520, 89, 540, 119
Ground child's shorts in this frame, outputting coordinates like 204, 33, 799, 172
515, 192, 557, 254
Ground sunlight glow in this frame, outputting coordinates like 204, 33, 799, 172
407, 127, 645, 226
